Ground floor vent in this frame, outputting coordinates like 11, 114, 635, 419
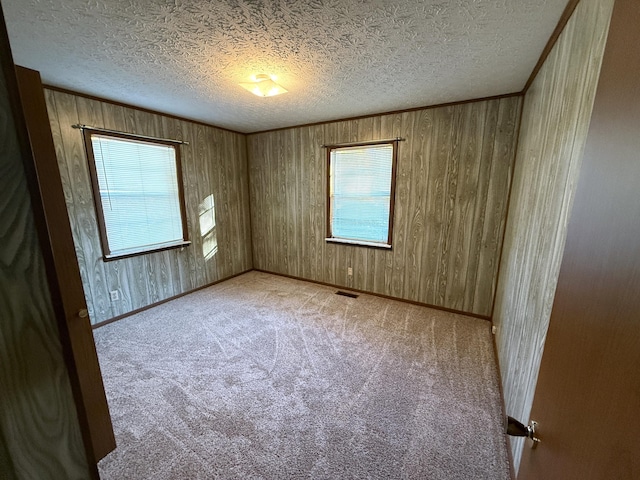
336, 290, 359, 298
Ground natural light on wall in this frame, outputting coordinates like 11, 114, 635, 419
239, 74, 288, 97
199, 194, 217, 261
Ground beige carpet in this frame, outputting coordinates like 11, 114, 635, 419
95, 271, 510, 479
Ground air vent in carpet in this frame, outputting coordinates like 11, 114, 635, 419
336, 290, 359, 298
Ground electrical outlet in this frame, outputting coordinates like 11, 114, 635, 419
347, 267, 353, 276
491, 325, 497, 335
109, 290, 119, 302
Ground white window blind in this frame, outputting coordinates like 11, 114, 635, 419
90, 134, 186, 258
329, 143, 394, 245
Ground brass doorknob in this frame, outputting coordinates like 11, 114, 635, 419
78, 309, 89, 318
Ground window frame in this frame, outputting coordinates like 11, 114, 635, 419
82, 128, 190, 261
325, 139, 399, 249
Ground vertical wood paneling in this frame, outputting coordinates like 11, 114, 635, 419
235, 133, 252, 274
248, 97, 521, 316
407, 111, 423, 299
57, 93, 115, 319
388, 113, 406, 299
299, 127, 310, 280
206, 127, 221, 281
181, 117, 198, 287
431, 106, 453, 308
45, 90, 253, 325
446, 103, 478, 310
161, 116, 193, 294
473, 97, 521, 315
463, 102, 494, 310
491, 0, 614, 472
220, 130, 234, 279
248, 139, 262, 269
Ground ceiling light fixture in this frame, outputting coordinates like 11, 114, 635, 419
239, 74, 288, 97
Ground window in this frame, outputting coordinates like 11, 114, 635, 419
83, 129, 189, 260
326, 140, 398, 248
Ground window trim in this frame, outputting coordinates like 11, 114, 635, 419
82, 128, 190, 261
325, 139, 399, 249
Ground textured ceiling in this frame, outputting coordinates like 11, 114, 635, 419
2, 0, 569, 133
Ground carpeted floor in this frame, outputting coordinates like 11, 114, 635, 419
94, 271, 511, 479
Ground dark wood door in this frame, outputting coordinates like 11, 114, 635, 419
519, 0, 640, 478
15, 66, 116, 463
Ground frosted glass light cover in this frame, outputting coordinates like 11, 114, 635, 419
239, 75, 288, 97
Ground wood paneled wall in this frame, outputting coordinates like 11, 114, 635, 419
491, 0, 614, 471
44, 90, 253, 325
248, 97, 521, 317
0, 46, 89, 479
